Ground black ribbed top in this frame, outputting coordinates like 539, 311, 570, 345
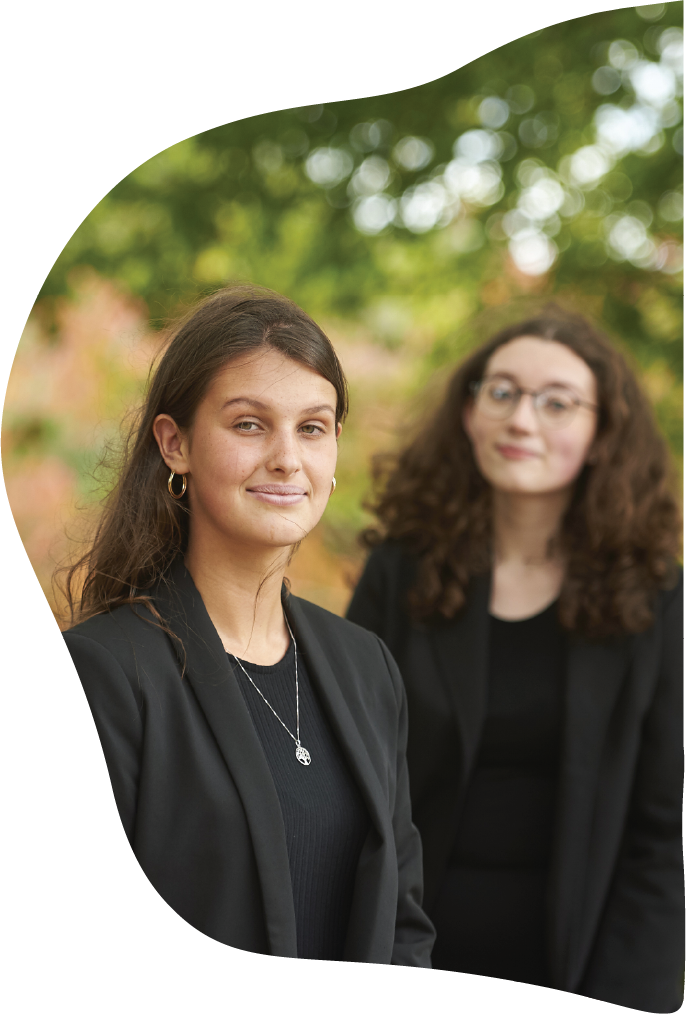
230, 641, 370, 960
431, 600, 565, 985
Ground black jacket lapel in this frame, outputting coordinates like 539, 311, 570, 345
427, 572, 492, 781
285, 594, 390, 838
284, 594, 398, 962
548, 634, 632, 990
404, 573, 491, 908
153, 561, 298, 958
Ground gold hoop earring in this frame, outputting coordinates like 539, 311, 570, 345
331, 477, 337, 493
168, 471, 187, 500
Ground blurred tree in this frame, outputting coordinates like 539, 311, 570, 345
6, 4, 683, 613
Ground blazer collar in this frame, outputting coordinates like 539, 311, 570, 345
283, 593, 398, 961
426, 572, 491, 779
283, 593, 390, 844
152, 558, 298, 958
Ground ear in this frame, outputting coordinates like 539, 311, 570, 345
152, 414, 190, 474
335, 422, 342, 440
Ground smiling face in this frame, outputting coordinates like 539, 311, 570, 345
463, 337, 599, 497
153, 348, 340, 556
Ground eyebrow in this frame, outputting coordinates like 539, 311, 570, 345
221, 397, 336, 415
486, 371, 587, 395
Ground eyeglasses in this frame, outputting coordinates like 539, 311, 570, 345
470, 375, 598, 429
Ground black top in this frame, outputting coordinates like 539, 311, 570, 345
420, 601, 565, 985
231, 642, 370, 961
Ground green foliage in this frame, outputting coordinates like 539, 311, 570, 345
28, 4, 684, 565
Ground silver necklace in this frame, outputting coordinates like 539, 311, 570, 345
230, 613, 311, 767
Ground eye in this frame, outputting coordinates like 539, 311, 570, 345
299, 423, 324, 435
487, 382, 515, 403
540, 391, 574, 414
235, 420, 260, 431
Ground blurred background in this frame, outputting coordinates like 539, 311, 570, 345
3, 4, 682, 620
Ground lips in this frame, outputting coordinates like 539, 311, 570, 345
495, 444, 540, 461
246, 484, 308, 506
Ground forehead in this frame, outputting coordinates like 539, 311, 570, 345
207, 348, 336, 404
486, 337, 596, 396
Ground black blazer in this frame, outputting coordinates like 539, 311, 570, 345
63, 559, 435, 966
347, 542, 683, 1013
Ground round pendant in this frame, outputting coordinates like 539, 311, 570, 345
295, 745, 311, 766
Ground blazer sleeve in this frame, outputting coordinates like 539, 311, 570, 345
376, 636, 436, 967
579, 581, 684, 1014
60, 632, 143, 997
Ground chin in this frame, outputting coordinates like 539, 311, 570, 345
262, 522, 318, 549
496, 480, 572, 497
489, 474, 548, 495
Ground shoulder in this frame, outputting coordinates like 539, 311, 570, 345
65, 602, 149, 640
289, 593, 386, 651
289, 594, 403, 695
63, 600, 177, 682
357, 540, 419, 591
289, 592, 407, 717
65, 601, 165, 649
365, 539, 418, 568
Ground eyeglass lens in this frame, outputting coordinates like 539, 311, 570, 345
479, 378, 579, 428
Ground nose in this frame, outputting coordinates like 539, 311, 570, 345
265, 426, 302, 476
506, 392, 539, 433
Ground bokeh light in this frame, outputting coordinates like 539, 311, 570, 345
305, 147, 354, 187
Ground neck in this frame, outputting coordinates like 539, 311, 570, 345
184, 531, 293, 664
492, 488, 571, 566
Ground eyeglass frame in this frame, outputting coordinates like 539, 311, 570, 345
469, 375, 599, 427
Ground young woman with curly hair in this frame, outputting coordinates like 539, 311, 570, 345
347, 308, 682, 1012
61, 286, 434, 966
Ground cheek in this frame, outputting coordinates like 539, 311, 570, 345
546, 431, 593, 483
308, 444, 338, 494
465, 414, 497, 464
192, 432, 260, 492
294, 441, 338, 516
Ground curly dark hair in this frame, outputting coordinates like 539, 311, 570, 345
363, 307, 681, 638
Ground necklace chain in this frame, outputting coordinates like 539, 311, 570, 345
230, 613, 311, 766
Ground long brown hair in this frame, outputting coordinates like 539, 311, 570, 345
59, 285, 348, 626
363, 307, 681, 638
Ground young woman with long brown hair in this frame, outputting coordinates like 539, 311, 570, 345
61, 285, 434, 965
347, 308, 682, 1011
